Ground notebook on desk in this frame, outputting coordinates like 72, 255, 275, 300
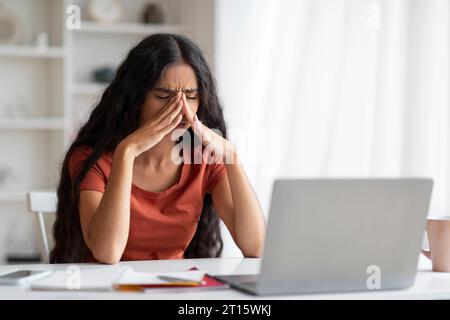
115, 267, 229, 292
30, 266, 131, 291
29, 266, 228, 292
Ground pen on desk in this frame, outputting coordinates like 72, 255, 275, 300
157, 275, 202, 286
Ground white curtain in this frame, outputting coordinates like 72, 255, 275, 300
215, 0, 450, 256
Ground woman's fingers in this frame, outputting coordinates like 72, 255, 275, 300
139, 93, 179, 131
154, 100, 183, 130
153, 93, 179, 119
181, 93, 196, 124
181, 93, 206, 138
192, 115, 204, 136
158, 114, 183, 137
154, 93, 183, 127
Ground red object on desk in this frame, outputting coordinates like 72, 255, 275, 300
115, 267, 229, 292
141, 273, 227, 289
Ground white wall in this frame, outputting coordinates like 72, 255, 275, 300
214, 0, 450, 257
215, 0, 279, 257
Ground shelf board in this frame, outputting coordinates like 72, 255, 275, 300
72, 82, 108, 96
0, 46, 66, 59
0, 118, 67, 130
73, 21, 182, 35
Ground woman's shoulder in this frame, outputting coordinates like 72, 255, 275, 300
71, 146, 113, 161
69, 146, 113, 176
71, 146, 93, 159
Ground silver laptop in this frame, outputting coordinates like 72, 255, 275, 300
215, 179, 433, 295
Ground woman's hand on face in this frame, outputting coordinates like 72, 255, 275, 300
119, 92, 184, 158
181, 93, 237, 164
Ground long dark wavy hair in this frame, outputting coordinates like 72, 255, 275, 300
50, 34, 226, 263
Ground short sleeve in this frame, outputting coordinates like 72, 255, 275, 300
69, 148, 106, 193
205, 162, 227, 194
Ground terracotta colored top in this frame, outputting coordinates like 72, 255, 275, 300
69, 147, 226, 261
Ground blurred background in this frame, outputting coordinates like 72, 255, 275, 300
0, 0, 448, 263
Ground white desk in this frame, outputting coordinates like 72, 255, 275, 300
0, 255, 449, 300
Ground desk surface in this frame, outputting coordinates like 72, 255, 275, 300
0, 255, 449, 299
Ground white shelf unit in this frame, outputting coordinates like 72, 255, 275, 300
0, 46, 66, 59
0, 0, 66, 212
0, 0, 203, 202
72, 82, 107, 95
0, 118, 67, 130
74, 21, 182, 35
0, 0, 214, 262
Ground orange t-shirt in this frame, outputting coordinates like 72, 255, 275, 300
68, 147, 227, 262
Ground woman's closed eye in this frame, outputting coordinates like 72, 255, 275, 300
155, 95, 171, 100
155, 94, 197, 100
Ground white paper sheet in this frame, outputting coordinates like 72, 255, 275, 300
30, 266, 131, 291
116, 269, 206, 285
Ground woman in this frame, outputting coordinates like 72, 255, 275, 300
50, 33, 266, 264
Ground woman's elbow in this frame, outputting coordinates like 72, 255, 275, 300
244, 252, 262, 258
241, 241, 264, 258
93, 252, 121, 264
243, 250, 262, 258
91, 244, 123, 265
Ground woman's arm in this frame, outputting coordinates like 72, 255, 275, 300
211, 158, 266, 257
79, 93, 184, 264
79, 145, 134, 264
181, 94, 266, 257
